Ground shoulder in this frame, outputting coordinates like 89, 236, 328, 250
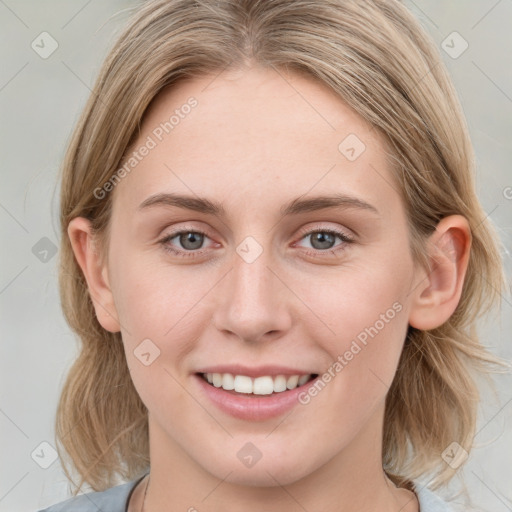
36, 476, 143, 512
415, 484, 456, 512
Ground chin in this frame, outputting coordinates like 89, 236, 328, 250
225, 464, 310, 488
199, 448, 319, 488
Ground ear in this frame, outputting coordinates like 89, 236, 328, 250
408, 215, 471, 330
67, 217, 121, 333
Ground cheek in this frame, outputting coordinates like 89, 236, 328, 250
301, 252, 412, 397
308, 258, 409, 339
112, 267, 202, 415
111, 250, 203, 338
109, 253, 210, 394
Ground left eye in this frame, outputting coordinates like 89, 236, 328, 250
296, 229, 354, 251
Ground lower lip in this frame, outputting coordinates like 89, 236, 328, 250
194, 374, 318, 421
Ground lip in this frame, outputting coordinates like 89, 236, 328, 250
194, 364, 316, 378
194, 372, 319, 422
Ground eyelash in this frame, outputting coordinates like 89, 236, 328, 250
158, 225, 355, 259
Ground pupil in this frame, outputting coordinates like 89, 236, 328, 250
311, 232, 335, 250
181, 232, 203, 250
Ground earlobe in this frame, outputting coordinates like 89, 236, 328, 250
67, 217, 121, 333
408, 215, 471, 331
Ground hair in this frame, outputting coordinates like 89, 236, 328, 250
56, 0, 506, 496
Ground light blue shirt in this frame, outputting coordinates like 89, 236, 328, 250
37, 474, 455, 511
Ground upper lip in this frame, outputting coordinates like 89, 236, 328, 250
195, 365, 318, 379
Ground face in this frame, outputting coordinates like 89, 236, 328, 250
100, 65, 420, 486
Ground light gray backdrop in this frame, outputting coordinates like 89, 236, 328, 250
1, 1, 511, 511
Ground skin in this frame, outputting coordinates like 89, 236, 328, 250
69, 64, 471, 512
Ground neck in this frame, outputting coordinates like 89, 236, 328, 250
140, 407, 418, 512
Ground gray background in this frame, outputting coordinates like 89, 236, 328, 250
1, 1, 511, 511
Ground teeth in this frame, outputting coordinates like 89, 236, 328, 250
286, 375, 299, 389
253, 376, 274, 395
212, 373, 223, 387
203, 372, 314, 395
298, 375, 310, 386
234, 375, 253, 393
222, 373, 235, 390
273, 375, 287, 392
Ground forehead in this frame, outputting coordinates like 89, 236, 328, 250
112, 65, 398, 220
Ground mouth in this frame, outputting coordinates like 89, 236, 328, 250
194, 368, 321, 421
197, 372, 319, 396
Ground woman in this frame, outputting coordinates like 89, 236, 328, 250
39, 0, 506, 511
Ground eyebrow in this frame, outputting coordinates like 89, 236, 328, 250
137, 192, 380, 217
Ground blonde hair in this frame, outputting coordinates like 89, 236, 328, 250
56, 0, 506, 495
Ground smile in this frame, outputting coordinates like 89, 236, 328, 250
201, 372, 318, 395
195, 369, 321, 421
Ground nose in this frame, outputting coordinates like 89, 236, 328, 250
211, 240, 293, 343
